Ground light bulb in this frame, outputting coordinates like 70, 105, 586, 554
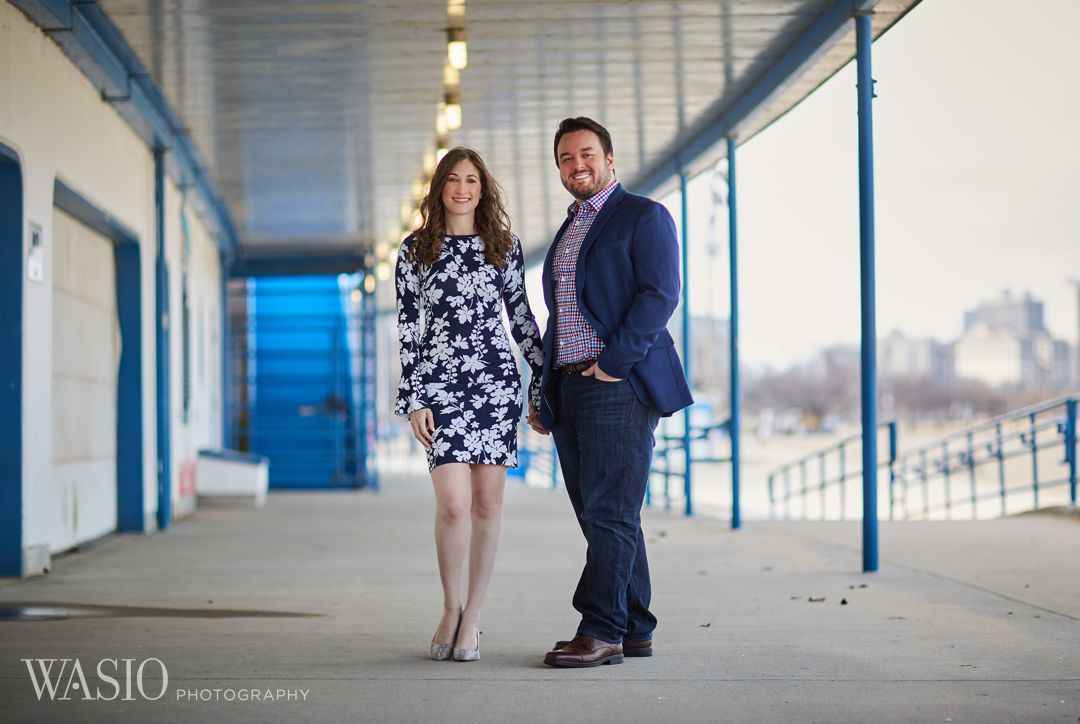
445, 103, 462, 130
448, 39, 467, 70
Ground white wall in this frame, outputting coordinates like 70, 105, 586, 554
50, 208, 119, 551
165, 178, 222, 515
0, 3, 222, 569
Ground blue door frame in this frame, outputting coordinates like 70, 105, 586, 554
0, 144, 24, 577
53, 180, 146, 534
154, 150, 171, 531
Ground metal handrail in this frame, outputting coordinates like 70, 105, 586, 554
514, 416, 733, 516
650, 419, 732, 512
515, 429, 562, 491
891, 395, 1078, 519
766, 395, 1079, 521
765, 420, 897, 521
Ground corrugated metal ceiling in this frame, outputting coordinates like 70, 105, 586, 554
96, 0, 919, 262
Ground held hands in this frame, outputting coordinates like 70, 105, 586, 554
526, 401, 549, 436
526, 364, 622, 436
582, 362, 623, 382
409, 408, 436, 448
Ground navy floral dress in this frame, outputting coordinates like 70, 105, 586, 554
394, 233, 544, 471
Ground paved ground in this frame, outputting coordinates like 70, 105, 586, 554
2, 473, 1078, 723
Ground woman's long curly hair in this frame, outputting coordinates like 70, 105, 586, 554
410, 147, 514, 269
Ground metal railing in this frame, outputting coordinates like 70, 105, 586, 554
514, 414, 733, 516
766, 421, 897, 521
514, 428, 562, 491
765, 395, 1080, 521
891, 395, 1078, 520
649, 418, 731, 513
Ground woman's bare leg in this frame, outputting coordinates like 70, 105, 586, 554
431, 463, 472, 643
456, 463, 507, 650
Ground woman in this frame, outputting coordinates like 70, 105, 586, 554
394, 147, 544, 662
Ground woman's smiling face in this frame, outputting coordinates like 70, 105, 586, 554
441, 159, 482, 219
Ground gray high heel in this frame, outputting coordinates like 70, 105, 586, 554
453, 625, 480, 662
430, 638, 454, 661
431, 610, 461, 661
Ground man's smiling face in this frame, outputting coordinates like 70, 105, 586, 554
557, 130, 615, 201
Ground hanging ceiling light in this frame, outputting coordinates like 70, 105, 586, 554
444, 103, 461, 131
442, 49, 463, 132
443, 62, 460, 88
443, 88, 462, 131
447, 27, 467, 70
404, 0, 466, 246
436, 103, 449, 136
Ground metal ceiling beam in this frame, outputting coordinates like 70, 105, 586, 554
10, 0, 240, 254
523, 0, 882, 269
229, 253, 367, 278
628, 0, 879, 198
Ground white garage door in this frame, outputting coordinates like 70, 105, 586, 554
51, 208, 119, 551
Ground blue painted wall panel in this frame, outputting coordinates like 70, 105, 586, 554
247, 276, 360, 488
114, 243, 145, 531
0, 147, 24, 576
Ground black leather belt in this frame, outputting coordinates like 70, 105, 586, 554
556, 359, 597, 375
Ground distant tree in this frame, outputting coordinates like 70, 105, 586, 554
883, 375, 1006, 422
744, 353, 858, 422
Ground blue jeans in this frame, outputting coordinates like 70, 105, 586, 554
550, 373, 660, 644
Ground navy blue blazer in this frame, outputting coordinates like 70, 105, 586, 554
538, 184, 694, 428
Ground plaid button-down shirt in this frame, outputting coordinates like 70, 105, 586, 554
553, 179, 620, 367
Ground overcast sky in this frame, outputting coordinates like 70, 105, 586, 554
667, 0, 1080, 370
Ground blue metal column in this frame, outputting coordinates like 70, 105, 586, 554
727, 137, 742, 530
0, 146, 24, 576
1065, 399, 1077, 506
679, 168, 693, 517
357, 279, 368, 488
154, 150, 171, 531
368, 283, 380, 490
359, 276, 380, 490
220, 251, 232, 449
855, 13, 878, 573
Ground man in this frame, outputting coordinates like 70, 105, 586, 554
528, 117, 693, 668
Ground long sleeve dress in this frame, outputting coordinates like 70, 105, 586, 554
394, 233, 544, 471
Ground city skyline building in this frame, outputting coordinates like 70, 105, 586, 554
878, 329, 954, 381
955, 290, 1073, 390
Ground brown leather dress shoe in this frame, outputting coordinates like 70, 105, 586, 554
553, 638, 653, 657
544, 635, 623, 668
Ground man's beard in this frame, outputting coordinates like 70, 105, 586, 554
567, 169, 614, 200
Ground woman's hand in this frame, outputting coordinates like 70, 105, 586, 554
527, 401, 549, 436
409, 408, 436, 448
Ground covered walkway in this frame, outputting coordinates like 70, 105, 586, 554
3, 479, 1078, 722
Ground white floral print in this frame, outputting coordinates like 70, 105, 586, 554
394, 234, 544, 471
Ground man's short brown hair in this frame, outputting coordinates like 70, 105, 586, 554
553, 117, 614, 163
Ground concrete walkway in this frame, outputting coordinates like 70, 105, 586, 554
2, 473, 1078, 723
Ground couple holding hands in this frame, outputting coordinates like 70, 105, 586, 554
394, 117, 693, 667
